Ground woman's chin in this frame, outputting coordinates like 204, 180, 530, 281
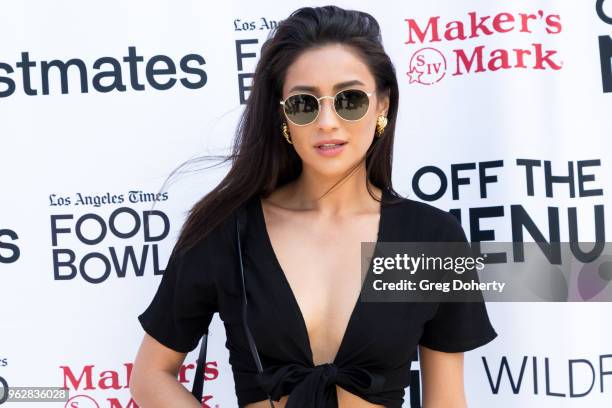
303, 161, 361, 179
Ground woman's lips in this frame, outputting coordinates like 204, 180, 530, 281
314, 142, 347, 157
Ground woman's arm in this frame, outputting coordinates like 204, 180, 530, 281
130, 333, 201, 408
418, 345, 467, 408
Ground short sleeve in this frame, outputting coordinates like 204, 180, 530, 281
418, 212, 498, 352
137, 231, 222, 353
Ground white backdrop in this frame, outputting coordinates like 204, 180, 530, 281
1, 1, 611, 407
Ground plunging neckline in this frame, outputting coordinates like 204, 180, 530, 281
255, 189, 387, 368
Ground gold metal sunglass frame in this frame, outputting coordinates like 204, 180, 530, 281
279, 89, 375, 126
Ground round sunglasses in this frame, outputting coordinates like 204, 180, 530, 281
279, 89, 375, 126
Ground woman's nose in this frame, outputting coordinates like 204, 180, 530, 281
317, 96, 339, 127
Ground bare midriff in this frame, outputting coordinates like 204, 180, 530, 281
244, 385, 386, 407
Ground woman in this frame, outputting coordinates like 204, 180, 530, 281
130, 5, 497, 408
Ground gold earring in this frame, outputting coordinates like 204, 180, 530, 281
281, 121, 293, 144
376, 115, 388, 137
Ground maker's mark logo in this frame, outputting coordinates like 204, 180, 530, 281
404, 10, 563, 85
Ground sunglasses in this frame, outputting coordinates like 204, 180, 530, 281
279, 89, 375, 126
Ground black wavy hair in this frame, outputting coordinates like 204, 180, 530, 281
161, 5, 403, 256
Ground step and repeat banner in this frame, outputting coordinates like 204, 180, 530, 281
1, 1, 610, 407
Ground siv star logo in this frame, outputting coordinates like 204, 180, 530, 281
407, 47, 447, 85
64, 394, 100, 408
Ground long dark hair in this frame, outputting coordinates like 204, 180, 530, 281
164, 5, 403, 257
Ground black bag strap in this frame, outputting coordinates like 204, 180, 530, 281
191, 331, 208, 401
192, 204, 274, 407
236, 205, 275, 407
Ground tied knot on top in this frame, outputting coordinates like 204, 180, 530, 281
255, 362, 385, 407
320, 363, 338, 386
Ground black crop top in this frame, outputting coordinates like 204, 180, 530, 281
137, 189, 498, 407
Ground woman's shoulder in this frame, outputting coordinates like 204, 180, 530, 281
384, 192, 467, 242
175, 205, 242, 268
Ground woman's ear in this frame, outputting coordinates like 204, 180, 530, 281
378, 89, 390, 115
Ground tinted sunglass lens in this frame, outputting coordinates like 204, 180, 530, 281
284, 94, 319, 125
335, 90, 369, 120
